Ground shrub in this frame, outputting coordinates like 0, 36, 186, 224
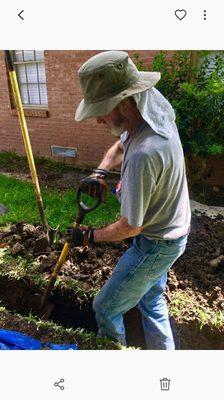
135, 51, 224, 157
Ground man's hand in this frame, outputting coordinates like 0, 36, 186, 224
66, 225, 95, 247
79, 169, 109, 202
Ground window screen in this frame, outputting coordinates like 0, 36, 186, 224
13, 50, 48, 106
205, 51, 224, 75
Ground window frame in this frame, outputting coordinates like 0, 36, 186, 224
12, 50, 48, 109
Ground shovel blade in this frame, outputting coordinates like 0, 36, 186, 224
31, 293, 55, 320
0, 204, 8, 215
48, 226, 59, 244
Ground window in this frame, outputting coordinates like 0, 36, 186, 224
206, 51, 224, 75
13, 50, 48, 107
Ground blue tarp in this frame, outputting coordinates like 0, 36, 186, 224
0, 329, 78, 350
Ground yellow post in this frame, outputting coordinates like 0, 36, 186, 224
5, 51, 49, 232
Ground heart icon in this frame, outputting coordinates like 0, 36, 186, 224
175, 9, 187, 20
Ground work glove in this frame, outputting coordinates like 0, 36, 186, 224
66, 225, 95, 247
79, 168, 109, 202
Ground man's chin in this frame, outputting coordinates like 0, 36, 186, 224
111, 127, 125, 137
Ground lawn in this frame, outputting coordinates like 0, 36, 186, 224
0, 173, 120, 231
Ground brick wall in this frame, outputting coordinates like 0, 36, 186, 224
0, 50, 170, 168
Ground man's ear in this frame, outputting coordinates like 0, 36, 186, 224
118, 97, 133, 115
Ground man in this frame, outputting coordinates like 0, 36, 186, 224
67, 51, 191, 349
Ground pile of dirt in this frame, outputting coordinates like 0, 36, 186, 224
166, 214, 224, 313
1, 222, 49, 256
0, 221, 127, 297
1, 214, 224, 314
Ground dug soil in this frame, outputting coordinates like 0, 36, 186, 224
1, 212, 224, 349
166, 213, 224, 311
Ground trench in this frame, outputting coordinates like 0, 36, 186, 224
0, 274, 223, 350
0, 275, 97, 332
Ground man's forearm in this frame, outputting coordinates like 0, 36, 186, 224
93, 217, 141, 243
97, 140, 123, 171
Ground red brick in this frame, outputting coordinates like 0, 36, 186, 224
0, 50, 174, 167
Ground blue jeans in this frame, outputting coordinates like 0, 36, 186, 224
93, 234, 188, 349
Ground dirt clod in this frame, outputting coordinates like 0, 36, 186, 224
33, 236, 50, 254
11, 242, 25, 256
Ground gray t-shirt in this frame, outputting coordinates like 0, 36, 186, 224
120, 121, 191, 240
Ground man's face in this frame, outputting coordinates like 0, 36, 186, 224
96, 104, 127, 137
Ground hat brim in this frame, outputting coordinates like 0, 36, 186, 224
75, 71, 161, 122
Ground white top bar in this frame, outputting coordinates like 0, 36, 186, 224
0, 0, 223, 49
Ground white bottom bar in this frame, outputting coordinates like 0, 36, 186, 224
0, 350, 222, 399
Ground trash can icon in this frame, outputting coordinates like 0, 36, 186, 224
160, 378, 171, 391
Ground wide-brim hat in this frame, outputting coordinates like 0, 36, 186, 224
75, 51, 161, 122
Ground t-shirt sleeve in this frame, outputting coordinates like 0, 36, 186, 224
120, 153, 156, 227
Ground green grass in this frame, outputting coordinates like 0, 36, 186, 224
0, 248, 46, 288
0, 248, 33, 280
168, 291, 224, 330
0, 173, 120, 230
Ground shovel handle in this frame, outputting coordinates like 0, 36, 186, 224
76, 186, 102, 224
40, 242, 69, 309
52, 242, 70, 275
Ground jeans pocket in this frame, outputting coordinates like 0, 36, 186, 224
134, 235, 159, 256
145, 243, 186, 278
160, 237, 187, 257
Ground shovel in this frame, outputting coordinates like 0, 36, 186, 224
0, 204, 8, 215
5, 51, 58, 249
39, 186, 102, 318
